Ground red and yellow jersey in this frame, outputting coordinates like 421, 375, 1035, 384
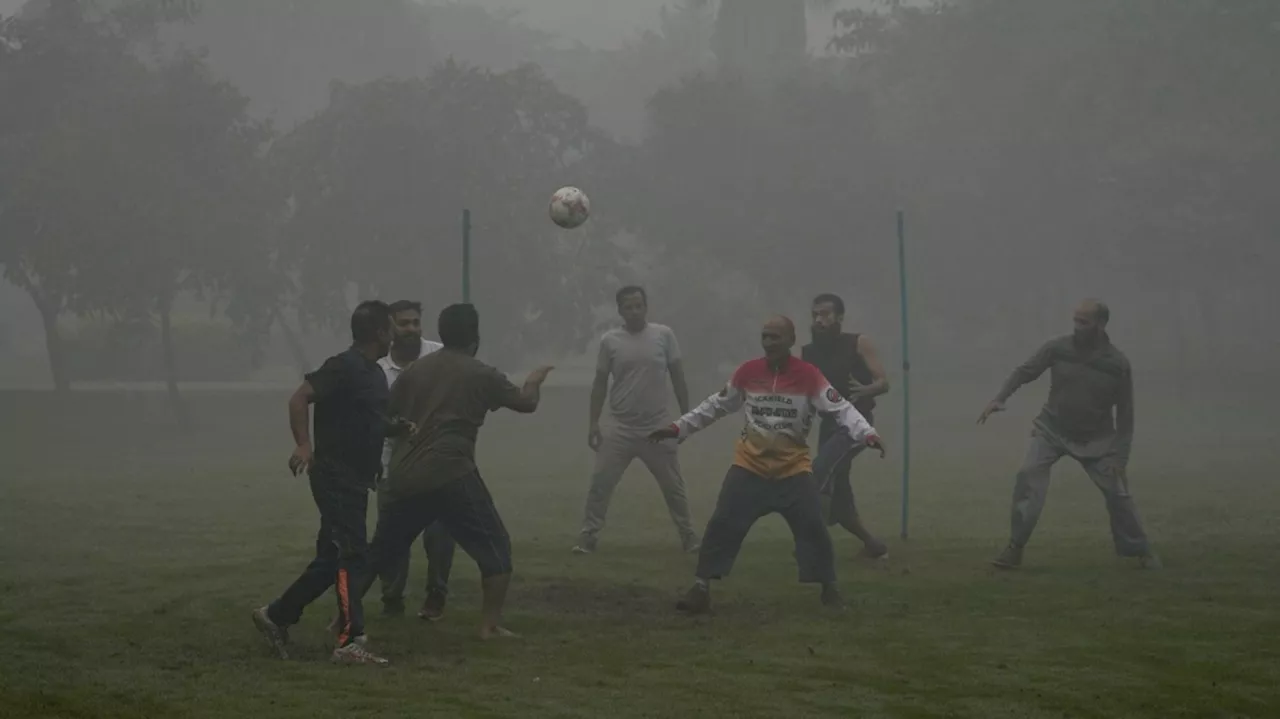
672, 355, 879, 479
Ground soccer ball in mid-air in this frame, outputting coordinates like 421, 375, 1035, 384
549, 186, 590, 229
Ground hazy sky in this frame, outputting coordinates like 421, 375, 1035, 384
0, 1, 873, 50
461, 0, 875, 50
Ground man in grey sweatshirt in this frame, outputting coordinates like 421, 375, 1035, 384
978, 299, 1160, 570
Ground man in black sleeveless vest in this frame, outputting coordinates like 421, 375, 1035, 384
801, 293, 890, 559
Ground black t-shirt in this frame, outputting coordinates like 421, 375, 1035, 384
305, 347, 389, 483
801, 332, 875, 438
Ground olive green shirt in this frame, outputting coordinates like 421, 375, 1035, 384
384, 349, 524, 500
995, 333, 1134, 463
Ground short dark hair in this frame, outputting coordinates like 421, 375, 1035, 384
351, 300, 392, 343
388, 300, 422, 316
812, 293, 845, 316
616, 285, 647, 307
438, 303, 480, 349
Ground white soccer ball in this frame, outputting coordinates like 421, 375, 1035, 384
549, 186, 590, 229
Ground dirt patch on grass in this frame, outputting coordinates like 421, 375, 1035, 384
515, 577, 680, 618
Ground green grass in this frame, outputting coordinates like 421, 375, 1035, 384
1, 383, 1277, 718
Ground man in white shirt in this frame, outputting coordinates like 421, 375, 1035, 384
376, 300, 455, 620
575, 286, 699, 554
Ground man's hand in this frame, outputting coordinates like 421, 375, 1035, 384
288, 443, 313, 476
648, 425, 679, 443
977, 400, 1006, 425
588, 424, 602, 451
846, 376, 875, 401
865, 434, 887, 458
524, 365, 555, 386
386, 416, 418, 438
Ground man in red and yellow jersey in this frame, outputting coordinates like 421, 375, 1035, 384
649, 316, 884, 614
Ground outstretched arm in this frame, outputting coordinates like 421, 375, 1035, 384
651, 379, 745, 442
812, 380, 882, 454
979, 340, 1056, 424
994, 340, 1056, 404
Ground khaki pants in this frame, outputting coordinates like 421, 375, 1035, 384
579, 431, 698, 549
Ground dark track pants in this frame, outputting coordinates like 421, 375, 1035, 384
357, 471, 513, 602
267, 465, 369, 646
695, 466, 837, 584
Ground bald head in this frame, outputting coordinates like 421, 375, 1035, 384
761, 315, 796, 361
1079, 298, 1110, 325
1072, 299, 1110, 345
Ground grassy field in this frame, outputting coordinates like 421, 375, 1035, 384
1, 378, 1278, 718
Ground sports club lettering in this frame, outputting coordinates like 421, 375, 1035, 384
750, 404, 799, 419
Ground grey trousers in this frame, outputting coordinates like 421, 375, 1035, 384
377, 485, 456, 604
696, 466, 836, 584
579, 431, 698, 547
1009, 427, 1150, 556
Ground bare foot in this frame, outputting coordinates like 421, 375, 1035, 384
480, 625, 520, 640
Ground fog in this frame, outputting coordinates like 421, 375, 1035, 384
3, 4, 1280, 712
2, 0, 1277, 416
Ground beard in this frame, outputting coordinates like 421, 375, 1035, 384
811, 324, 841, 342
393, 335, 421, 353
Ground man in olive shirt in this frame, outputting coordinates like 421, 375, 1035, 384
359, 303, 554, 640
978, 299, 1159, 569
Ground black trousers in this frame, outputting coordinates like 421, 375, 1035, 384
695, 466, 836, 584
268, 463, 370, 646
357, 471, 512, 603
811, 413, 874, 528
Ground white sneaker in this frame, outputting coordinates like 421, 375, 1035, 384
331, 638, 388, 666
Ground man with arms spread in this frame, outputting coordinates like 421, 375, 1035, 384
575, 285, 698, 554
650, 316, 884, 614
978, 299, 1160, 570
376, 300, 456, 621
252, 300, 413, 666
358, 303, 554, 640
801, 293, 890, 559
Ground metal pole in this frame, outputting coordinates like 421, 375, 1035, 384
462, 208, 472, 304
897, 209, 911, 540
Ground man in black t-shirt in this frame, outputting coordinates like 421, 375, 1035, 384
252, 300, 415, 666
801, 293, 889, 560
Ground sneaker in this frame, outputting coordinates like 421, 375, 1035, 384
330, 639, 389, 666
252, 606, 290, 660
572, 536, 597, 554
683, 538, 702, 555
820, 583, 844, 609
676, 583, 711, 615
382, 598, 406, 617
991, 544, 1023, 570
1137, 553, 1163, 570
858, 539, 889, 560
418, 593, 446, 622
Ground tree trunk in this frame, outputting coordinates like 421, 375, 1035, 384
272, 305, 312, 376
32, 293, 70, 392
157, 296, 190, 430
